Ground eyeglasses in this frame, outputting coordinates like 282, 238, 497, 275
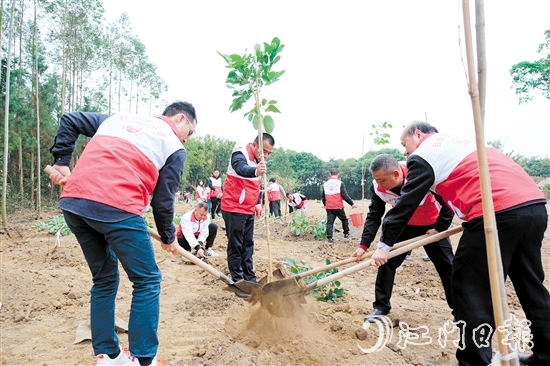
182, 114, 196, 137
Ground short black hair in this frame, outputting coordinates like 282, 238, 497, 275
269, 177, 276, 183
370, 154, 400, 173
329, 167, 339, 176
162, 101, 197, 124
196, 202, 208, 211
254, 132, 275, 146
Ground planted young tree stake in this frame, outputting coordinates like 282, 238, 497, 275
219, 37, 285, 283
461, 2, 517, 365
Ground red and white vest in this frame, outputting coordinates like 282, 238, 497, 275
220, 143, 261, 215
176, 209, 210, 244
267, 182, 282, 202
288, 194, 306, 209
209, 177, 223, 198
323, 178, 344, 209
412, 133, 545, 220
373, 164, 440, 226
61, 113, 182, 215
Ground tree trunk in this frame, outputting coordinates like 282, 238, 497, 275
34, 0, 41, 219
2, 0, 18, 229
108, 61, 112, 114
475, 0, 487, 125
118, 68, 122, 111
61, 0, 68, 115
18, 0, 24, 203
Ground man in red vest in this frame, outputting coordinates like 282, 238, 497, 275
208, 170, 223, 220
220, 133, 275, 283
47, 101, 197, 366
267, 177, 286, 217
351, 154, 454, 323
371, 121, 549, 366
322, 167, 357, 243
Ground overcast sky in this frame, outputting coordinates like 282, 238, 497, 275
102, 0, 550, 161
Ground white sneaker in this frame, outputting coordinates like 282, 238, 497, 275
97, 346, 134, 366
205, 248, 219, 257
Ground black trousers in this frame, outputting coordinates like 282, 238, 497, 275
221, 210, 256, 282
373, 224, 454, 313
454, 203, 550, 366
269, 200, 281, 217
326, 208, 350, 238
177, 223, 218, 251
210, 197, 221, 219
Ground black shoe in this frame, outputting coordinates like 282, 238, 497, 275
327, 238, 333, 243
519, 353, 542, 366
344, 234, 351, 239
364, 308, 389, 323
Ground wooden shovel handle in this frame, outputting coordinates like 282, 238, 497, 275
45, 163, 235, 287
304, 226, 463, 292
295, 233, 430, 279
148, 227, 233, 285
44, 164, 61, 176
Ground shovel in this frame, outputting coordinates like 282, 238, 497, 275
147, 227, 261, 299
258, 233, 430, 285
259, 226, 463, 316
44, 164, 261, 299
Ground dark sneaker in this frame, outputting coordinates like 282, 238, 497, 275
327, 238, 334, 243
344, 234, 351, 239
363, 308, 389, 324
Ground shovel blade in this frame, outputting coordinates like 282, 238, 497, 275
262, 277, 302, 296
233, 279, 262, 294
258, 268, 286, 285
258, 277, 307, 316
223, 285, 252, 300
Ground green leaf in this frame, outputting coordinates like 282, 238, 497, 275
229, 54, 243, 62
261, 98, 267, 106
334, 280, 341, 287
285, 258, 297, 267
252, 114, 259, 130
265, 104, 280, 113
334, 288, 345, 296
263, 115, 275, 134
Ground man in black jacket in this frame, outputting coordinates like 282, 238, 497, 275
351, 154, 454, 323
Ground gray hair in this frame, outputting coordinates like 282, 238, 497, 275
402, 121, 438, 137
369, 154, 400, 174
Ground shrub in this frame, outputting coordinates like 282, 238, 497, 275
288, 213, 327, 240
285, 257, 344, 303
35, 214, 72, 236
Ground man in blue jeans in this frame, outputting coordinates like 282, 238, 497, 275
47, 101, 197, 366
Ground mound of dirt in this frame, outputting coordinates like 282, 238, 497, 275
1, 202, 548, 365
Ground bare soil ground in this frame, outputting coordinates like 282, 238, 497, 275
1, 201, 549, 366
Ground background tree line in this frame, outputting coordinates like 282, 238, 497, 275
181, 137, 550, 202
0, 0, 167, 223
1, 0, 549, 227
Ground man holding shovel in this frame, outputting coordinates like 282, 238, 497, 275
220, 133, 275, 283
372, 121, 550, 366
351, 154, 454, 323
46, 101, 197, 366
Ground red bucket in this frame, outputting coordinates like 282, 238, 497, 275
350, 210, 363, 227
